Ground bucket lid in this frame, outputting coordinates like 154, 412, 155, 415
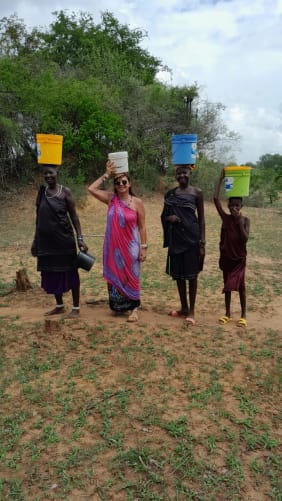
36, 134, 63, 144
171, 134, 197, 142
108, 151, 128, 158
224, 166, 252, 171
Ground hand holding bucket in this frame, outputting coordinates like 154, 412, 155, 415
108, 152, 128, 175
106, 159, 117, 178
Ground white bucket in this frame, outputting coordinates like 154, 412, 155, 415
108, 151, 128, 174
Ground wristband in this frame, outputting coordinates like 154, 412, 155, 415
140, 244, 148, 249
77, 236, 84, 241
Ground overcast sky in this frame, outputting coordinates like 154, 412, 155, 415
1, 0, 282, 164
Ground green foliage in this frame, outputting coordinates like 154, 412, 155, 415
0, 116, 20, 185
57, 166, 86, 204
0, 11, 238, 193
191, 157, 224, 200
43, 11, 162, 83
247, 154, 282, 206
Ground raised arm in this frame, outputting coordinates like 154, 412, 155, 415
88, 160, 116, 205
213, 168, 226, 219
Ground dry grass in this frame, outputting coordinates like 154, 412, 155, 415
0, 187, 281, 500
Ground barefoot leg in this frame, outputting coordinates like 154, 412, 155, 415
127, 308, 138, 322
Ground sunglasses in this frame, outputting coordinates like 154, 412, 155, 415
114, 179, 128, 186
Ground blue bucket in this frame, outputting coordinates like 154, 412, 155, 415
171, 134, 197, 165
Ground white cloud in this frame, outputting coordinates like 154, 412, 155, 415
1, 0, 282, 163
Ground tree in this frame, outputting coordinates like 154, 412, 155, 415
0, 11, 239, 192
249, 154, 282, 205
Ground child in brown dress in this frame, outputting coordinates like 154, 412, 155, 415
214, 168, 250, 327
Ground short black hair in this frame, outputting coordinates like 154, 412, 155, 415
41, 164, 58, 171
228, 196, 243, 204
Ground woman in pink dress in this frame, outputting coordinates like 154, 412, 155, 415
88, 161, 147, 322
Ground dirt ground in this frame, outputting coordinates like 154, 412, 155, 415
1, 187, 281, 330
0, 186, 281, 500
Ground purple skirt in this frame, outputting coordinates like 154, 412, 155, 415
41, 270, 80, 294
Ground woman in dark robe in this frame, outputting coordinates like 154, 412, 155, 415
31, 165, 88, 317
161, 164, 205, 325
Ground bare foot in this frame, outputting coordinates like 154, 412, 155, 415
45, 306, 65, 316
65, 309, 80, 319
169, 310, 189, 318
127, 309, 138, 322
185, 316, 196, 326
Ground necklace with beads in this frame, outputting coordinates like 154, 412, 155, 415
45, 184, 62, 198
123, 196, 132, 207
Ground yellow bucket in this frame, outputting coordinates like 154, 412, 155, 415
36, 134, 63, 165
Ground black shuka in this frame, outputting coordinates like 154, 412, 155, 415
161, 188, 201, 280
34, 185, 77, 272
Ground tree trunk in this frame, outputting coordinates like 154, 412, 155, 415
44, 319, 62, 334
15, 268, 32, 291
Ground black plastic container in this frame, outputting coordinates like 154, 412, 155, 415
76, 251, 95, 271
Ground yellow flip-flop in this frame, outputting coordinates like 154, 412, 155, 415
237, 318, 247, 327
218, 315, 232, 324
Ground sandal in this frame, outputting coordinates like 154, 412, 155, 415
65, 309, 80, 319
218, 315, 232, 325
185, 317, 196, 326
237, 318, 247, 327
45, 306, 65, 316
